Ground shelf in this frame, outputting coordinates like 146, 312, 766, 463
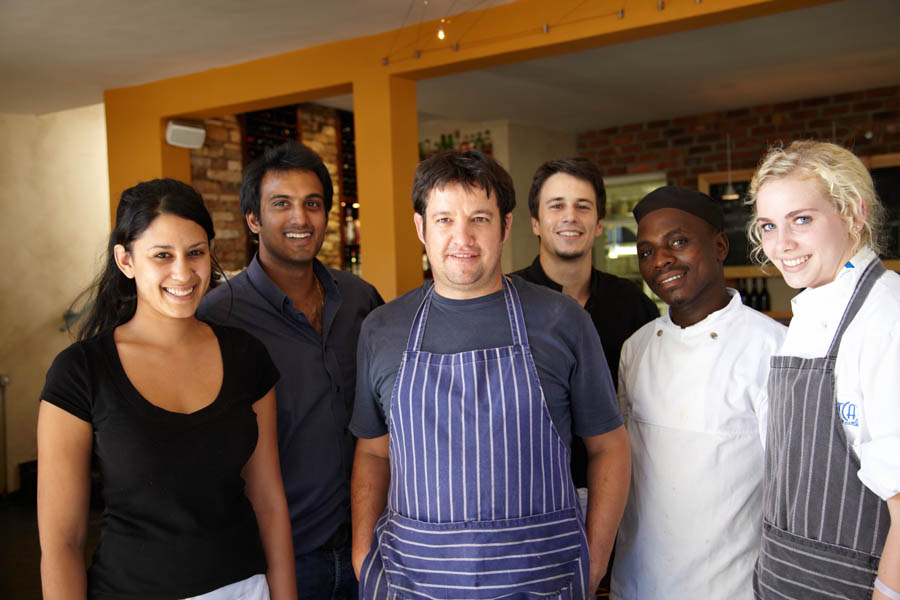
726, 259, 900, 280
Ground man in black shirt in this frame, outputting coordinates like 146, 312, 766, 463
199, 142, 382, 599
513, 157, 658, 486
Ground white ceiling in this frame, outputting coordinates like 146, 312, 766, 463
2, 0, 899, 133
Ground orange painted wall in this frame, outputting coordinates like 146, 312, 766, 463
103, 0, 833, 299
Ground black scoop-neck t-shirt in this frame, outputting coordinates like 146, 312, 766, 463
41, 324, 279, 599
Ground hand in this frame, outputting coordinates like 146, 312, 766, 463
588, 563, 605, 598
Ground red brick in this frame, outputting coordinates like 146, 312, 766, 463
673, 116, 698, 128
613, 134, 634, 144
593, 146, 617, 156
639, 152, 662, 162
621, 143, 643, 154
622, 123, 644, 133
823, 104, 850, 116
802, 96, 829, 107
646, 139, 669, 149
605, 166, 627, 176
735, 117, 761, 128
873, 110, 900, 122
664, 148, 686, 159
789, 109, 820, 121
598, 126, 620, 135
835, 91, 865, 103
696, 132, 721, 143
648, 119, 670, 129
655, 161, 679, 170
726, 108, 751, 118
663, 128, 685, 137
629, 163, 656, 174
639, 130, 661, 141
753, 104, 773, 115
672, 136, 694, 146
773, 101, 801, 112
852, 101, 882, 112
777, 122, 805, 132
591, 138, 611, 148
867, 87, 898, 99
689, 144, 712, 154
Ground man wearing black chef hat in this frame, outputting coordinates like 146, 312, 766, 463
610, 186, 786, 600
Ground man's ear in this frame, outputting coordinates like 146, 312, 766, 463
502, 212, 513, 243
245, 211, 261, 235
414, 212, 426, 245
714, 231, 730, 263
531, 216, 541, 237
113, 244, 135, 279
593, 218, 604, 240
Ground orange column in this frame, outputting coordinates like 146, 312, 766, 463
353, 73, 421, 300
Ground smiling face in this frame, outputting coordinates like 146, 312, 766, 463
114, 213, 212, 321
247, 169, 327, 270
755, 176, 857, 289
637, 207, 728, 321
414, 182, 512, 299
531, 172, 603, 260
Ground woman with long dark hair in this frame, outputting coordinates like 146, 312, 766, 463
748, 141, 899, 599
37, 179, 296, 600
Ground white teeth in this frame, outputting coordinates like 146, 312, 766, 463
783, 255, 810, 267
285, 232, 311, 239
453, 254, 474, 258
558, 231, 581, 237
164, 287, 194, 297
660, 273, 684, 285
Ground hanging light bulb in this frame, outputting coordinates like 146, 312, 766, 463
722, 133, 739, 200
437, 27, 445, 40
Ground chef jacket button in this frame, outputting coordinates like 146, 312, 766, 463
710, 332, 718, 339
656, 330, 663, 337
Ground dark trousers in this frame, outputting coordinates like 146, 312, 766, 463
295, 540, 358, 600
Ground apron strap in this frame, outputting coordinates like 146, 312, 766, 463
826, 258, 886, 359
405, 281, 436, 353
502, 276, 529, 348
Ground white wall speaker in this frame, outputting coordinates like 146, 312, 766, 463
165, 120, 206, 149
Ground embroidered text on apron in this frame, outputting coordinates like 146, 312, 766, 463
359, 279, 590, 600
754, 260, 889, 599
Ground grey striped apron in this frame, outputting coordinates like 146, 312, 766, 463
754, 259, 889, 599
358, 279, 590, 599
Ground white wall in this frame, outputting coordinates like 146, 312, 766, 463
0, 104, 110, 492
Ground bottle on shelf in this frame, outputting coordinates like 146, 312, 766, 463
747, 279, 760, 311
758, 278, 770, 312
737, 278, 748, 305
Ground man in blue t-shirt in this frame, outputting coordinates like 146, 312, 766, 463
199, 142, 383, 599
350, 150, 630, 599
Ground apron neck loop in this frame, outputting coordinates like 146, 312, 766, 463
826, 259, 885, 359
404, 278, 529, 353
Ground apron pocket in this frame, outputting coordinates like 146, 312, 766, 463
756, 520, 879, 599
380, 507, 587, 600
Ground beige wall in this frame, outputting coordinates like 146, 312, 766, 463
0, 104, 109, 492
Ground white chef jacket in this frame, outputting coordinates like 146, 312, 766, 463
781, 247, 900, 502
611, 290, 785, 600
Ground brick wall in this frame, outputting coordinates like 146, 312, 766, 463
577, 85, 900, 189
299, 103, 342, 269
191, 115, 247, 272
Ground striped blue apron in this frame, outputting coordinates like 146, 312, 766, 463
754, 259, 890, 599
359, 279, 590, 600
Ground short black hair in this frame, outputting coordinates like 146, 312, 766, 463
240, 142, 333, 238
528, 157, 606, 221
412, 150, 516, 234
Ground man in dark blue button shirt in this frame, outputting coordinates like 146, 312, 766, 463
199, 142, 383, 600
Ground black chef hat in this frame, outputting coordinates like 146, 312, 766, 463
633, 186, 724, 232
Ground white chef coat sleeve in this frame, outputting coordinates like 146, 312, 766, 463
855, 321, 900, 501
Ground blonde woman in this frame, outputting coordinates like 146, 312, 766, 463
748, 141, 899, 599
